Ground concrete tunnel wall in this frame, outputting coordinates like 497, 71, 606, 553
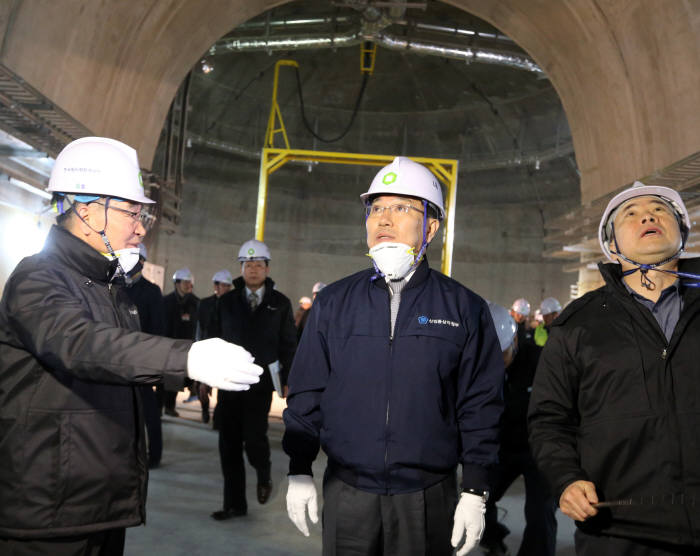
1, 0, 699, 304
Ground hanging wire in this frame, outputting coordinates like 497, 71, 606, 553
294, 66, 369, 143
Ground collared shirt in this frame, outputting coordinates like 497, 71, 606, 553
245, 285, 265, 308
623, 279, 683, 342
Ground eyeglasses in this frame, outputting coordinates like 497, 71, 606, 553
93, 201, 154, 227
366, 203, 424, 218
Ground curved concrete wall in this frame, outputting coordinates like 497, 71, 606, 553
0, 0, 698, 203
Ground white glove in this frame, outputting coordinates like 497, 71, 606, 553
187, 338, 263, 391
450, 492, 486, 556
286, 475, 318, 536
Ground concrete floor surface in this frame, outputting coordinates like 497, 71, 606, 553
125, 398, 576, 555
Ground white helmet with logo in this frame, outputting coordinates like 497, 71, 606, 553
488, 302, 517, 351
47, 137, 153, 204
360, 156, 445, 220
173, 268, 194, 282
540, 297, 562, 316
598, 181, 690, 262
238, 239, 271, 262
212, 269, 233, 284
511, 298, 531, 317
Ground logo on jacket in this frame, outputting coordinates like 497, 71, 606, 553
417, 315, 459, 328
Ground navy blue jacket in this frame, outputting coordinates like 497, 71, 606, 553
283, 259, 504, 495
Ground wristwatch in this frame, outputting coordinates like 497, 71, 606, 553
464, 488, 490, 502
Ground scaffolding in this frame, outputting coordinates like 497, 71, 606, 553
257, 59, 459, 276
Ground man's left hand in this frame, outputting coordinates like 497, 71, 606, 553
450, 492, 486, 556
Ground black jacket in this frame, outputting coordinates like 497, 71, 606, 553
528, 259, 700, 546
197, 294, 219, 341
127, 272, 166, 336
216, 276, 296, 392
163, 290, 199, 340
0, 226, 190, 539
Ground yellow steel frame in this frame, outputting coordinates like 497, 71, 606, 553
257, 60, 459, 276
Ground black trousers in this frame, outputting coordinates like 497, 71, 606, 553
140, 386, 162, 466
322, 472, 457, 556
483, 450, 557, 556
575, 530, 697, 556
0, 528, 125, 556
217, 389, 273, 512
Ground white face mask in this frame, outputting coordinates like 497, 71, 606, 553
368, 242, 416, 280
106, 247, 141, 274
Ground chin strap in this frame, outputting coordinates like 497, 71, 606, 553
68, 196, 129, 283
610, 222, 700, 289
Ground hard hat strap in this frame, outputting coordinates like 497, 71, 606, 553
610, 223, 700, 288
68, 196, 129, 283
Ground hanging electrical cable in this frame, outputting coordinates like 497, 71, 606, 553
294, 66, 369, 143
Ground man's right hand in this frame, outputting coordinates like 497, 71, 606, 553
560, 480, 599, 521
286, 475, 318, 536
187, 338, 263, 391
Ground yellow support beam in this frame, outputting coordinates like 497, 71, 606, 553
257, 60, 459, 276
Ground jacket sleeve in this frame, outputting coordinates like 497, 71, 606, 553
456, 298, 505, 492
4, 265, 190, 391
527, 325, 587, 501
277, 297, 298, 387
282, 298, 328, 476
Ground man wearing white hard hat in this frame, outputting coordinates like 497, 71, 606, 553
510, 297, 533, 346
162, 267, 200, 416
196, 269, 234, 425
533, 297, 561, 347
209, 240, 297, 520
0, 137, 262, 554
529, 181, 700, 555
481, 304, 556, 556
283, 156, 504, 555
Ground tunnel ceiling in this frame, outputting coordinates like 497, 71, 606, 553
173, 0, 578, 207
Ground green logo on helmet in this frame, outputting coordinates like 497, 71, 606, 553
247, 248, 255, 255
382, 172, 397, 185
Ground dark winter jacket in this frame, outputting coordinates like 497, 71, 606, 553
127, 272, 166, 336
528, 259, 700, 547
163, 290, 199, 340
0, 226, 190, 539
283, 259, 504, 495
197, 294, 219, 341
216, 276, 296, 392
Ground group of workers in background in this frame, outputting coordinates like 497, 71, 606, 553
1, 136, 699, 556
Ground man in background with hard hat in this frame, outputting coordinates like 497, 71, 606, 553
209, 239, 297, 520
533, 297, 561, 347
0, 137, 262, 554
295, 281, 326, 340
529, 181, 700, 555
510, 297, 533, 346
197, 269, 234, 425
163, 267, 200, 416
283, 156, 504, 555
481, 303, 556, 556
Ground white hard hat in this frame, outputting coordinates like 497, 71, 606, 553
540, 297, 562, 315
511, 298, 531, 317
138, 243, 147, 260
47, 137, 153, 204
360, 157, 445, 220
212, 269, 233, 284
312, 281, 326, 294
598, 181, 690, 262
238, 239, 271, 262
488, 302, 517, 351
173, 268, 193, 282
